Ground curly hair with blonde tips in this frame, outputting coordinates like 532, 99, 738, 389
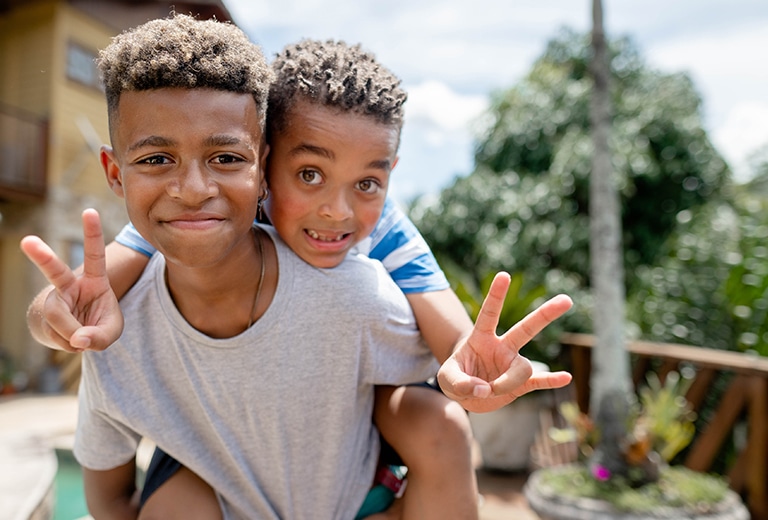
97, 13, 273, 129
267, 39, 407, 139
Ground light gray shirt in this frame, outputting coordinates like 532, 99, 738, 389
74, 225, 437, 520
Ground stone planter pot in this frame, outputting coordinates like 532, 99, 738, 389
469, 361, 552, 471
523, 465, 750, 520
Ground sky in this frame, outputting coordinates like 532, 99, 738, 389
224, 0, 768, 204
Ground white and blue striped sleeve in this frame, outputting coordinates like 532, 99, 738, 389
114, 222, 156, 258
356, 197, 449, 294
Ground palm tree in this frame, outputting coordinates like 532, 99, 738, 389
587, 0, 634, 479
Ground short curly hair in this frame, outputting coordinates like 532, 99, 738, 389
98, 13, 272, 129
268, 39, 407, 140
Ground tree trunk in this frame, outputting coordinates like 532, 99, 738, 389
588, 0, 632, 476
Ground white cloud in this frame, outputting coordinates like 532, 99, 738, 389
643, 21, 768, 179
714, 103, 768, 180
406, 81, 489, 134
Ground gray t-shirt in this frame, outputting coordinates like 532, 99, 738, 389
74, 225, 437, 520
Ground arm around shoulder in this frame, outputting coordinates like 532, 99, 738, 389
405, 289, 473, 364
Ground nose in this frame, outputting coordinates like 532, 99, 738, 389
319, 188, 353, 221
166, 162, 218, 204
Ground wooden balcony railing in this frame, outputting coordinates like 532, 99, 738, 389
562, 332, 768, 520
0, 103, 47, 201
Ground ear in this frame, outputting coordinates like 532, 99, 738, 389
259, 143, 270, 191
100, 145, 125, 198
391, 156, 399, 171
259, 143, 270, 171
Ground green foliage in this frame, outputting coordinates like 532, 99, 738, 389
724, 175, 768, 356
627, 172, 768, 357
411, 28, 728, 349
637, 371, 696, 462
551, 371, 697, 478
626, 200, 738, 350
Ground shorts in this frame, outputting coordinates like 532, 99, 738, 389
140, 447, 404, 517
140, 379, 441, 514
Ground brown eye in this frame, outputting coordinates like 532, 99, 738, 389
357, 179, 380, 194
140, 155, 171, 165
299, 169, 322, 185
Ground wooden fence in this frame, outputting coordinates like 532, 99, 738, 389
561, 332, 768, 520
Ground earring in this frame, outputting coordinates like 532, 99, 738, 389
257, 188, 269, 221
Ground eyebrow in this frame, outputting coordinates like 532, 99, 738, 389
205, 134, 244, 147
368, 158, 393, 171
127, 134, 244, 153
127, 135, 174, 153
288, 143, 333, 160
289, 143, 393, 171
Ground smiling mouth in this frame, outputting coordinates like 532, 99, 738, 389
306, 229, 350, 242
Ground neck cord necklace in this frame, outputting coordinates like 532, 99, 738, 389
246, 227, 266, 330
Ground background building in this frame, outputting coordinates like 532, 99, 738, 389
0, 0, 234, 393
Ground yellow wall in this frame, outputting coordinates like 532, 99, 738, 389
49, 4, 112, 193
0, 2, 128, 387
0, 1, 55, 115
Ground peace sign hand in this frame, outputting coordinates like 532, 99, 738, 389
437, 272, 573, 414
20, 209, 124, 352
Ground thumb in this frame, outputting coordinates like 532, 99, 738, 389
70, 309, 124, 352
438, 360, 492, 400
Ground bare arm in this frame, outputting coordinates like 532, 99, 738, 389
21, 210, 147, 351
102, 241, 152, 300
83, 459, 140, 520
405, 288, 473, 364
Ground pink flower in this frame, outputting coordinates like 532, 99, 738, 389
592, 464, 611, 481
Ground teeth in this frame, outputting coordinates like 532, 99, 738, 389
307, 230, 344, 242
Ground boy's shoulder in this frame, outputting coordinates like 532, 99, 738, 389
122, 252, 165, 301
264, 225, 408, 308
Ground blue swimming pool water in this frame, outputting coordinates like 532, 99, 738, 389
53, 449, 89, 520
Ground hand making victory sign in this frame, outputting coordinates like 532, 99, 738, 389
20, 209, 123, 353
437, 272, 574, 413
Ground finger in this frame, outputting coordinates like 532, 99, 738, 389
499, 294, 573, 352
81, 209, 107, 280
489, 355, 533, 396
525, 371, 573, 392
38, 311, 86, 353
20, 236, 78, 294
472, 272, 511, 335
504, 371, 573, 399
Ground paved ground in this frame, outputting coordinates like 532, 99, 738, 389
0, 393, 540, 519
477, 469, 540, 520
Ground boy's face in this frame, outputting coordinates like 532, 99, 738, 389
102, 88, 267, 268
266, 99, 399, 268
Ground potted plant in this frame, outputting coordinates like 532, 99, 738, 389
523, 371, 749, 519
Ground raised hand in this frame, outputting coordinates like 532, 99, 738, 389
20, 208, 123, 352
437, 272, 573, 414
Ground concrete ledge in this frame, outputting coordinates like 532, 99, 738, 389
0, 394, 78, 520
0, 433, 57, 520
